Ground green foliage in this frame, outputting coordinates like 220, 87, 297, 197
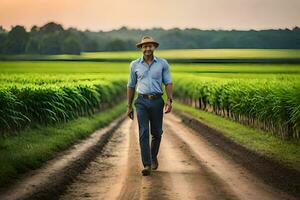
0, 75, 127, 135
1, 22, 300, 55
39, 22, 64, 34
0, 100, 126, 187
3, 49, 300, 62
62, 35, 82, 55
0, 59, 299, 140
173, 75, 300, 139
2, 26, 29, 54
25, 38, 40, 53
39, 33, 62, 54
0, 23, 96, 55
104, 38, 136, 51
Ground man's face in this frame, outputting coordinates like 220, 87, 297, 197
141, 43, 156, 56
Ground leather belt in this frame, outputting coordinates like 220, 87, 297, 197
138, 93, 162, 100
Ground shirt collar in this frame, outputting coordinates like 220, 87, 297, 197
139, 55, 157, 63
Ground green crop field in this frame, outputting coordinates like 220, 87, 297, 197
173, 74, 300, 138
0, 70, 127, 135
0, 50, 299, 188
1, 49, 300, 62
0, 49, 300, 139
1, 61, 300, 75
80, 49, 300, 59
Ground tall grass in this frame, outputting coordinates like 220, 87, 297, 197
173, 76, 300, 139
0, 76, 127, 135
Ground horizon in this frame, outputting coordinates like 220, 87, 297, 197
1, 21, 299, 33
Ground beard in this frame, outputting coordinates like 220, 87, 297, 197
143, 50, 153, 56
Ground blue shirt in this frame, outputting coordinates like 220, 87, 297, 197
127, 55, 172, 95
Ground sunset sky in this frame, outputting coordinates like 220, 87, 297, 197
0, 0, 299, 31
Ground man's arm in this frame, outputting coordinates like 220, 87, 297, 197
126, 61, 137, 119
165, 83, 173, 101
164, 83, 173, 113
127, 61, 137, 106
127, 87, 135, 107
126, 87, 135, 119
162, 59, 173, 113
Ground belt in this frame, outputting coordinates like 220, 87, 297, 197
138, 93, 162, 100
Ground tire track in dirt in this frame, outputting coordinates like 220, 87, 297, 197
59, 113, 297, 200
118, 114, 238, 200
59, 119, 131, 200
116, 117, 143, 200
163, 114, 297, 200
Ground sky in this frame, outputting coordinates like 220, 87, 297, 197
0, 0, 300, 31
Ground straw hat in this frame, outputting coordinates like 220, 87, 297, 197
136, 36, 159, 48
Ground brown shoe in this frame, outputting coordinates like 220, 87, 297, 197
142, 165, 151, 176
151, 157, 159, 170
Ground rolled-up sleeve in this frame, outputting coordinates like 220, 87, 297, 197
162, 59, 172, 85
127, 61, 137, 88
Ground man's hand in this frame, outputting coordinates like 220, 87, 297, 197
164, 99, 172, 114
126, 105, 134, 120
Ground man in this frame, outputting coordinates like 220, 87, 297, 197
126, 36, 173, 176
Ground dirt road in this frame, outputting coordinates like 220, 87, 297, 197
59, 113, 297, 200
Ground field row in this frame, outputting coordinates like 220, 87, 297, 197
0, 77, 127, 135
1, 61, 300, 140
0, 61, 300, 76
2, 49, 300, 60
173, 75, 300, 139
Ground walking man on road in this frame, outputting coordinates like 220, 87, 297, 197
126, 36, 173, 176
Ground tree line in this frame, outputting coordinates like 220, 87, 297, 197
0, 22, 299, 55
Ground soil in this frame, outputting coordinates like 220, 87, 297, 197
59, 113, 298, 200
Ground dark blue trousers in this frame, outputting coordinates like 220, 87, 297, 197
134, 95, 164, 167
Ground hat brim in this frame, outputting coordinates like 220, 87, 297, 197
136, 41, 159, 49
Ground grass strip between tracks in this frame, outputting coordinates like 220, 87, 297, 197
0, 100, 126, 188
173, 101, 300, 171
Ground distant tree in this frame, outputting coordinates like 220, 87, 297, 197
30, 25, 39, 35
110, 39, 125, 50
40, 22, 64, 34
293, 26, 300, 32
105, 39, 127, 51
0, 33, 7, 53
39, 33, 62, 54
62, 35, 82, 54
25, 38, 40, 54
84, 39, 98, 52
159, 29, 187, 49
0, 26, 6, 33
119, 26, 128, 31
105, 38, 135, 51
1, 21, 300, 54
3, 25, 29, 54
